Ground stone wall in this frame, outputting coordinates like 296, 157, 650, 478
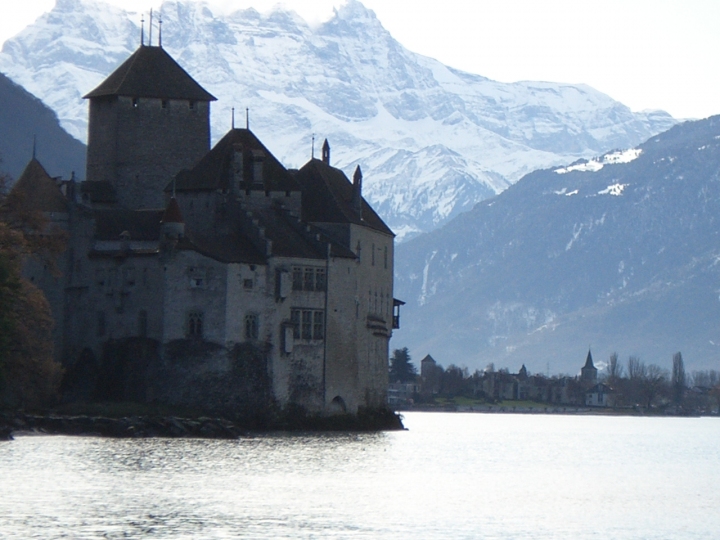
86, 96, 210, 209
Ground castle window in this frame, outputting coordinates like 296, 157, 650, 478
356, 241, 362, 262
97, 311, 106, 337
292, 267, 303, 291
291, 308, 325, 341
315, 268, 326, 292
243, 278, 254, 290
187, 311, 203, 338
301, 310, 312, 340
132, 98, 139, 108
245, 314, 259, 340
189, 100, 196, 110
313, 311, 324, 340
372, 243, 375, 266
303, 267, 314, 291
161, 100, 168, 109
384, 246, 388, 269
138, 310, 148, 338
291, 309, 301, 339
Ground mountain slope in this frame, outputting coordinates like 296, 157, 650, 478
0, 71, 86, 181
0, 0, 675, 238
394, 117, 720, 373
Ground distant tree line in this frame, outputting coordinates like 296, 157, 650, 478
390, 346, 720, 413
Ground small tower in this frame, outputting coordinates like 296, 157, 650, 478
351, 165, 363, 215
322, 139, 330, 164
84, 45, 216, 210
161, 197, 185, 239
581, 349, 598, 383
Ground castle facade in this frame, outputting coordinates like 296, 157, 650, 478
17, 44, 399, 415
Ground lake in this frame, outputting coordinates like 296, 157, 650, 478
1, 412, 719, 539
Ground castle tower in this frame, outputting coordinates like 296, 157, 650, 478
581, 349, 598, 383
84, 45, 216, 209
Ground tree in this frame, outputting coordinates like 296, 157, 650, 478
0, 173, 64, 409
671, 352, 686, 406
640, 364, 668, 410
389, 347, 417, 383
607, 352, 623, 382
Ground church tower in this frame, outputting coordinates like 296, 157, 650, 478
84, 45, 216, 209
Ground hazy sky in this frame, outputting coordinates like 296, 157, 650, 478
2, 0, 719, 119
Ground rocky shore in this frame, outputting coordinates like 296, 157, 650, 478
0, 407, 404, 441
0, 412, 248, 440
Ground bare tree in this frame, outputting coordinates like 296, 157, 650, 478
607, 352, 623, 381
628, 356, 646, 380
640, 364, 668, 410
671, 352, 686, 406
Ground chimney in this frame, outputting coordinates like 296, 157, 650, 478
322, 139, 330, 165
352, 165, 362, 216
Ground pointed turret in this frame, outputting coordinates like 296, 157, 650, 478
11, 158, 68, 213
581, 349, 598, 383
322, 139, 330, 165
161, 197, 185, 238
352, 165, 363, 215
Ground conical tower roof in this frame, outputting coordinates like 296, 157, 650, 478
584, 349, 595, 369
11, 158, 68, 213
161, 197, 184, 224
84, 46, 216, 101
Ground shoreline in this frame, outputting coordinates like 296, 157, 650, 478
396, 404, 715, 417
0, 407, 405, 441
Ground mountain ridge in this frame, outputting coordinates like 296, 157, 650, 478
393, 116, 720, 373
0, 0, 676, 238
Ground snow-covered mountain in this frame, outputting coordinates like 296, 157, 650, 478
0, 0, 676, 238
394, 117, 720, 373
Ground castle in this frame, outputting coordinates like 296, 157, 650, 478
15, 43, 399, 416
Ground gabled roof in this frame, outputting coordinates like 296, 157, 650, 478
170, 129, 298, 193
176, 232, 266, 265
11, 158, 68, 213
421, 355, 436, 364
84, 46, 216, 101
294, 158, 393, 236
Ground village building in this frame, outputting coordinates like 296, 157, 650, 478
14, 43, 399, 416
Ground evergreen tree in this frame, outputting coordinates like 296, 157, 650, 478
389, 347, 417, 383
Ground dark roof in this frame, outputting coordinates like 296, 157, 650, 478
11, 158, 68, 213
177, 233, 266, 265
81, 181, 117, 204
295, 158, 393, 236
171, 129, 299, 193
84, 46, 216, 101
161, 197, 184, 224
93, 209, 164, 241
584, 350, 596, 370
421, 355, 436, 364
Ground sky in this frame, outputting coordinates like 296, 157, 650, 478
2, 0, 719, 119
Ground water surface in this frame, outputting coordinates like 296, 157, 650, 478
1, 412, 718, 539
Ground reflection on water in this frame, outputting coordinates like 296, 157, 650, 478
1, 413, 719, 539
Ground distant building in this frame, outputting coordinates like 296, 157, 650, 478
420, 354, 441, 396
580, 349, 598, 385
586, 383, 614, 407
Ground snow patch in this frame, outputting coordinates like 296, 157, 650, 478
565, 189, 579, 197
556, 148, 642, 174
598, 183, 628, 196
